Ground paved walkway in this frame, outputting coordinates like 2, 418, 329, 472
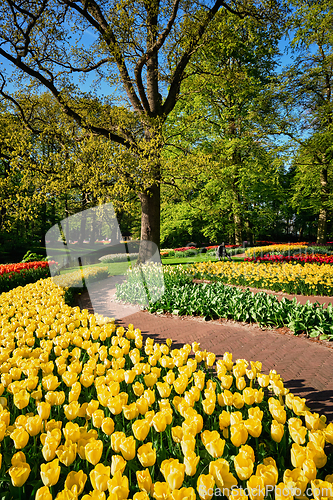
77, 277, 333, 421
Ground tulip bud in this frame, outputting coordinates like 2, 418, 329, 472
40, 458, 61, 487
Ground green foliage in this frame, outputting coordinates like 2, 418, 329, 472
116, 267, 333, 338
21, 251, 47, 263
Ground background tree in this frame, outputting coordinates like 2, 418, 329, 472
0, 0, 286, 257
271, 0, 333, 243
160, 9, 287, 245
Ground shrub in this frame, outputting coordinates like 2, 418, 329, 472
99, 253, 139, 263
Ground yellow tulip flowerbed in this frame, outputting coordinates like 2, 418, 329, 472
1, 279, 333, 499
245, 245, 308, 259
54, 267, 109, 288
190, 261, 333, 296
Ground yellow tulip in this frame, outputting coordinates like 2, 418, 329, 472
132, 381, 144, 396
64, 470, 88, 495
283, 468, 308, 496
247, 475, 265, 500
230, 423, 248, 447
197, 474, 215, 500
119, 436, 136, 460
229, 488, 249, 500
291, 443, 307, 468
275, 482, 294, 500
234, 452, 254, 480
111, 431, 126, 453
302, 459, 317, 481
244, 418, 262, 438
152, 412, 167, 432
123, 402, 139, 420
42, 438, 58, 461
40, 458, 61, 487
9, 461, 31, 487
172, 426, 183, 443
35, 486, 52, 500
137, 442, 156, 467
209, 458, 238, 492
42, 374, 60, 391
91, 409, 105, 428
311, 479, 333, 500
56, 440, 77, 466
255, 463, 278, 487
184, 451, 200, 476
193, 370, 205, 390
132, 419, 150, 441
288, 418, 307, 445
323, 423, 333, 444
37, 402, 51, 420
10, 428, 29, 449
307, 442, 327, 468
90, 463, 111, 492
305, 425, 322, 444
63, 422, 81, 442
136, 468, 153, 493
136, 397, 149, 415
236, 377, 247, 391
13, 389, 30, 409
64, 401, 81, 421
305, 411, 321, 431
85, 439, 103, 465
107, 470, 129, 499
161, 458, 186, 490
101, 417, 114, 436
111, 455, 127, 476
153, 482, 171, 500
171, 487, 196, 500
271, 420, 284, 443
26, 415, 43, 436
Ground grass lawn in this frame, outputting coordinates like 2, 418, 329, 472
59, 260, 131, 276
59, 254, 246, 276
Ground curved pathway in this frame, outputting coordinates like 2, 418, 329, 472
77, 277, 333, 421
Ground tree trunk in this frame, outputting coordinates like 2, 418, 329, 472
138, 183, 160, 263
234, 210, 242, 245
317, 207, 327, 244
317, 166, 329, 245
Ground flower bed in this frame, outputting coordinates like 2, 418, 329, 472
1, 279, 333, 499
190, 261, 333, 296
116, 265, 333, 339
245, 245, 308, 260
0, 261, 57, 294
245, 254, 333, 264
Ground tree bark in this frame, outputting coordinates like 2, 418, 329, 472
317, 166, 329, 245
138, 183, 160, 263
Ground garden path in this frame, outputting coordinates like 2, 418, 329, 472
77, 278, 333, 420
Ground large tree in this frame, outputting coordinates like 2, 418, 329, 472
160, 9, 285, 245
0, 0, 285, 256
271, 0, 333, 243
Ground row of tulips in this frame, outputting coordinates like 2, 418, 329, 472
116, 264, 333, 337
189, 261, 333, 296
0, 277, 333, 499
245, 245, 309, 259
0, 261, 57, 294
0, 262, 56, 276
244, 254, 333, 264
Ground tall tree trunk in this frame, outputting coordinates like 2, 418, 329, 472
234, 210, 242, 245
317, 166, 329, 245
138, 183, 160, 262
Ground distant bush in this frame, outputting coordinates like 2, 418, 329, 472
99, 252, 139, 263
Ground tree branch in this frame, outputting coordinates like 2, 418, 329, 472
0, 48, 137, 148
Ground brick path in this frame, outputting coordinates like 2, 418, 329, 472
77, 277, 333, 421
